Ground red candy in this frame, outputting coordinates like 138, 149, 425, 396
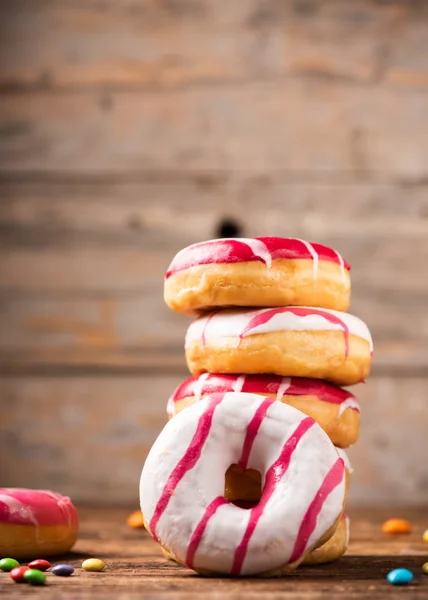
28, 559, 51, 571
9, 566, 29, 583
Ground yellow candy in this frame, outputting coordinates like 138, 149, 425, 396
82, 559, 105, 572
422, 562, 428, 575
423, 530, 428, 543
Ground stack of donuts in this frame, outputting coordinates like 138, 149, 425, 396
140, 237, 373, 576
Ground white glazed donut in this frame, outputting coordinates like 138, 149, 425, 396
185, 307, 373, 386
140, 392, 347, 576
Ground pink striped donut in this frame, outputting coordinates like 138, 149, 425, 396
164, 237, 350, 314
167, 374, 360, 447
140, 392, 347, 576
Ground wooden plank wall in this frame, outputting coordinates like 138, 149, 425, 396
1, 0, 427, 507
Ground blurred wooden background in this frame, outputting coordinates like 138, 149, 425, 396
0, 0, 427, 507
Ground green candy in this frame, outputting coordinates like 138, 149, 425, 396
23, 569, 47, 586
0, 558, 19, 572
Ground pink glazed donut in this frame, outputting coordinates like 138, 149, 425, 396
167, 374, 360, 448
0, 488, 79, 559
140, 392, 347, 576
164, 237, 351, 314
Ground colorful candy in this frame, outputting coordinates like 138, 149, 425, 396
423, 529, 428, 543
127, 510, 145, 528
28, 559, 51, 571
382, 519, 412, 534
0, 557, 20, 571
23, 569, 47, 586
9, 566, 29, 582
386, 568, 413, 585
82, 558, 105, 571
423, 562, 428, 575
51, 564, 74, 576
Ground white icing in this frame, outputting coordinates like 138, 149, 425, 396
140, 392, 346, 576
296, 239, 319, 280
275, 377, 291, 401
186, 307, 373, 352
193, 372, 211, 404
166, 394, 175, 417
335, 249, 346, 283
233, 375, 246, 393
336, 448, 353, 474
338, 397, 361, 417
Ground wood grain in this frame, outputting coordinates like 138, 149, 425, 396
0, 1, 427, 89
1, 508, 427, 599
1, 82, 428, 178
1, 375, 427, 506
2, 187, 428, 373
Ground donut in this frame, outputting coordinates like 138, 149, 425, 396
303, 513, 350, 564
0, 489, 79, 559
167, 374, 360, 448
164, 237, 350, 314
140, 392, 348, 576
185, 307, 373, 386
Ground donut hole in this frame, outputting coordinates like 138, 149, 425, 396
224, 464, 262, 509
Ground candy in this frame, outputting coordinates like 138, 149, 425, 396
423, 562, 428, 575
127, 510, 145, 528
9, 566, 29, 582
28, 559, 51, 571
0, 557, 20, 572
23, 569, 47, 586
386, 568, 413, 585
51, 564, 74, 576
82, 558, 105, 572
382, 519, 412, 534
423, 529, 428, 543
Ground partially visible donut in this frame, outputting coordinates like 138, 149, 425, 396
185, 307, 372, 386
0, 489, 79, 559
167, 374, 360, 448
164, 237, 350, 314
140, 392, 348, 576
303, 513, 350, 564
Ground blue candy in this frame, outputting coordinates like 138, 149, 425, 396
51, 564, 74, 577
386, 568, 413, 585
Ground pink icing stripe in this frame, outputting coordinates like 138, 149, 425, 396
231, 417, 316, 576
148, 394, 224, 542
0, 489, 78, 528
186, 496, 229, 569
238, 307, 350, 358
169, 375, 356, 409
288, 457, 345, 564
238, 397, 276, 471
165, 237, 350, 278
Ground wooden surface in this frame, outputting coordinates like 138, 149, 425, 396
1, 0, 428, 506
1, 508, 427, 599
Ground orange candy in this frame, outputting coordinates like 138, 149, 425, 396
382, 518, 412, 534
127, 510, 145, 529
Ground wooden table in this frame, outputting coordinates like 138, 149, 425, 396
1, 508, 427, 599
